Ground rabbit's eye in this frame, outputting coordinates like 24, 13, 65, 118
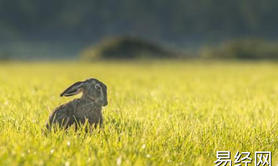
95, 84, 101, 91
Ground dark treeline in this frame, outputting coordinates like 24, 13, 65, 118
1, 0, 278, 43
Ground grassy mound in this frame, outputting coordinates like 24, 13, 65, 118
81, 36, 175, 60
200, 39, 278, 59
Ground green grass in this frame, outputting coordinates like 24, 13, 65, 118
0, 60, 278, 165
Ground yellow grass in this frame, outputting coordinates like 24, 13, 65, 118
0, 60, 277, 165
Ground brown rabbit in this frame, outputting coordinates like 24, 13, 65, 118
46, 78, 108, 130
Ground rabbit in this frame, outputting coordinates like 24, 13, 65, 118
46, 78, 108, 131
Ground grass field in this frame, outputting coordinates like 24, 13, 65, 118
0, 60, 278, 166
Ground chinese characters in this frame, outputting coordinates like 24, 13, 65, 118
215, 151, 271, 166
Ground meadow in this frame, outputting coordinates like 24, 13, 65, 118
0, 60, 278, 166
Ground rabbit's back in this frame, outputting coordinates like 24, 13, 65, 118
46, 99, 103, 129
46, 100, 76, 129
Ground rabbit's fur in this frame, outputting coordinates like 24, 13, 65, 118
46, 78, 108, 130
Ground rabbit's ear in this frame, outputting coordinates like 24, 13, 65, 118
60, 81, 84, 97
